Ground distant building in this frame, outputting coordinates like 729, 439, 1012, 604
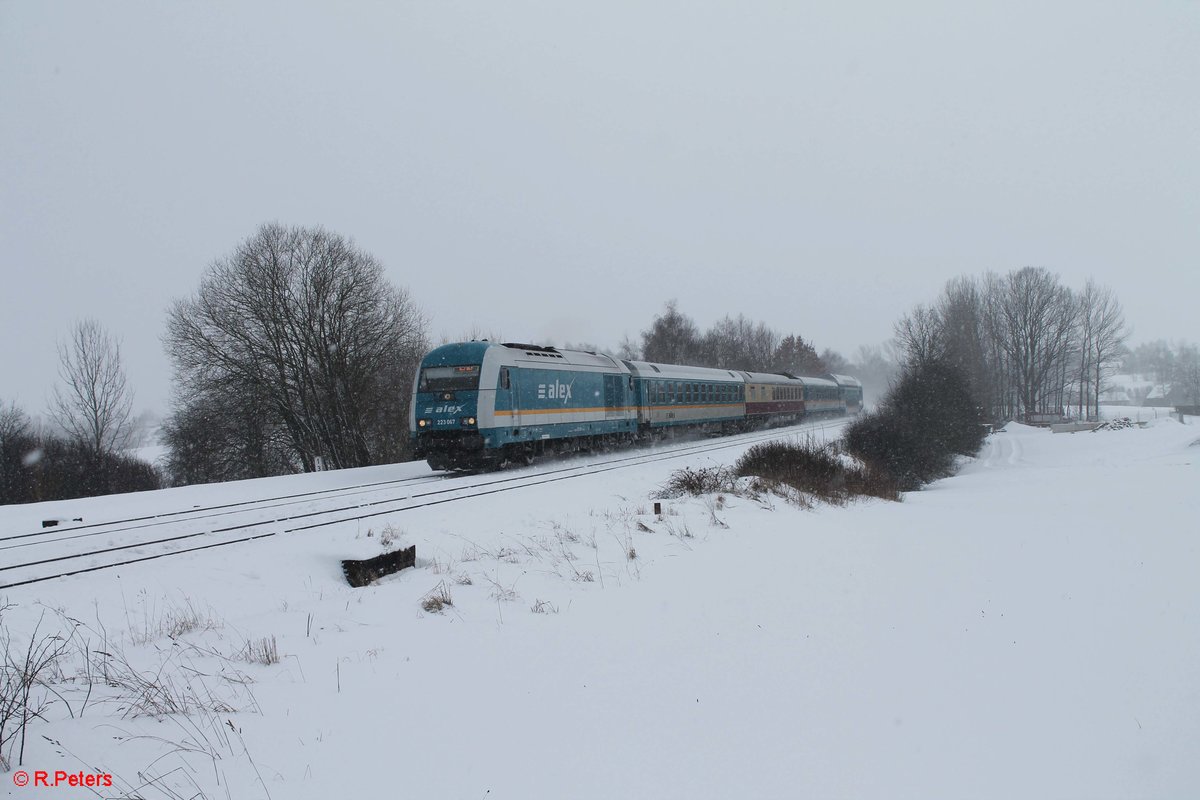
1144, 384, 1189, 407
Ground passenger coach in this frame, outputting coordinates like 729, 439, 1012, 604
625, 361, 745, 435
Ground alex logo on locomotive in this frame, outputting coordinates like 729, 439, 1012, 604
423, 404, 465, 415
536, 380, 573, 402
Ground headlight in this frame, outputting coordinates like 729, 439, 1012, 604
417, 419, 429, 428
461, 416, 477, 427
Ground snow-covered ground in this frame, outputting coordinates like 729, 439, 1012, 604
2, 418, 1198, 798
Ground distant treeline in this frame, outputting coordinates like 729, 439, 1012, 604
566, 300, 899, 406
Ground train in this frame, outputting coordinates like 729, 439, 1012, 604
410, 341, 863, 470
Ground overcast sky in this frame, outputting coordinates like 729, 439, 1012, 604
2, 1, 1197, 416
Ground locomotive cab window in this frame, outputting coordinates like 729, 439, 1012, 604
499, 368, 510, 390
420, 364, 481, 392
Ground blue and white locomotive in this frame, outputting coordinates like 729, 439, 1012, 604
411, 341, 862, 470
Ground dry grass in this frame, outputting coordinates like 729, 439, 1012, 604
235, 636, 280, 667
656, 466, 739, 498
420, 581, 454, 613
530, 599, 558, 614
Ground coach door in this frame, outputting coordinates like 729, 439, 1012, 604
603, 374, 624, 419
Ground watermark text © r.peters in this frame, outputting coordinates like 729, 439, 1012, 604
12, 770, 114, 789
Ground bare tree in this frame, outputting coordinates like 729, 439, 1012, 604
1078, 280, 1128, 418
699, 314, 777, 371
990, 267, 1079, 419
641, 301, 702, 365
616, 334, 641, 361
820, 348, 850, 374
165, 223, 428, 476
50, 319, 134, 456
0, 402, 37, 504
893, 304, 945, 367
1123, 339, 1169, 386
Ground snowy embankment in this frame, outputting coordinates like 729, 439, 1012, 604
2, 419, 1198, 799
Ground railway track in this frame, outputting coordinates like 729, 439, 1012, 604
0, 418, 847, 591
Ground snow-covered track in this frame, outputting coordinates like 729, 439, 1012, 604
1, 472, 448, 545
1, 418, 846, 590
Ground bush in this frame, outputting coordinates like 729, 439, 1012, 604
656, 466, 739, 498
843, 360, 985, 490
735, 438, 899, 503
1, 412, 161, 504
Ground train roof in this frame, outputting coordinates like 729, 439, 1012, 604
498, 342, 626, 371
737, 370, 802, 385
420, 341, 627, 372
419, 341, 492, 367
798, 375, 839, 388
826, 373, 863, 388
624, 361, 744, 382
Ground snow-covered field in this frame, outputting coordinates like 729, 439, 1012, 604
2, 418, 1198, 799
